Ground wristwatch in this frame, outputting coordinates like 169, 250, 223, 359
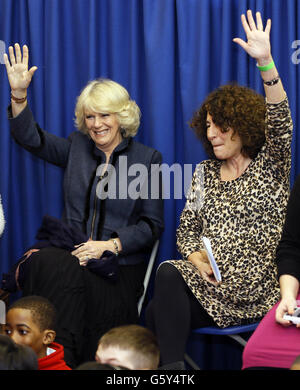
263, 75, 280, 86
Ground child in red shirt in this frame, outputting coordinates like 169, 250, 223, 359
4, 295, 71, 370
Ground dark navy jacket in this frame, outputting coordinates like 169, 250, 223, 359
8, 104, 164, 265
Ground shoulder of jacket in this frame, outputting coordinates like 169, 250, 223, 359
128, 139, 161, 159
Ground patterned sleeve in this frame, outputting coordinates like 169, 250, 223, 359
176, 163, 205, 260
264, 96, 293, 171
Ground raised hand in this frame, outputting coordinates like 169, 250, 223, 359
233, 10, 271, 63
3, 43, 37, 94
234, 10, 285, 103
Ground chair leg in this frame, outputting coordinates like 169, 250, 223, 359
184, 353, 201, 370
0, 290, 9, 333
228, 334, 247, 347
184, 333, 250, 369
0, 289, 9, 307
0, 299, 6, 333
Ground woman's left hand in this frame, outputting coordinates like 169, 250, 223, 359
233, 10, 271, 62
71, 240, 114, 266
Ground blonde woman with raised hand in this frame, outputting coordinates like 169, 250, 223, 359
2, 44, 164, 368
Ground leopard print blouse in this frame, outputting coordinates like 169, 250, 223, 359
165, 97, 293, 327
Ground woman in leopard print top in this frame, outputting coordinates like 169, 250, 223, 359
146, 11, 293, 369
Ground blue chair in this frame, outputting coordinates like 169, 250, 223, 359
184, 322, 259, 370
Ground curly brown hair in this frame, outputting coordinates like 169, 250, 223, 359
190, 84, 266, 159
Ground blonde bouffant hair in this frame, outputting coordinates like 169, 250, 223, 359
74, 78, 141, 137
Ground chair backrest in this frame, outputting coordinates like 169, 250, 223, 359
138, 240, 159, 316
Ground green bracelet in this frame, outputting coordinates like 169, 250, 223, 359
256, 60, 275, 71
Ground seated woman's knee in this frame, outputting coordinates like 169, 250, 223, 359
156, 262, 182, 287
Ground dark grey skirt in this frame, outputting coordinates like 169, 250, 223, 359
23, 246, 146, 367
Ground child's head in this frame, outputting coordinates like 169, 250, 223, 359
95, 324, 160, 370
5, 295, 56, 359
0, 334, 38, 370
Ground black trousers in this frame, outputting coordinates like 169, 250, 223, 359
23, 247, 146, 368
145, 262, 216, 365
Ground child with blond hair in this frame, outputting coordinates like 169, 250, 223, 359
95, 324, 159, 370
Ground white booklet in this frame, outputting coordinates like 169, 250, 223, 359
202, 237, 222, 282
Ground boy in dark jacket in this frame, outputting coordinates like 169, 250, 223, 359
4, 295, 71, 370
